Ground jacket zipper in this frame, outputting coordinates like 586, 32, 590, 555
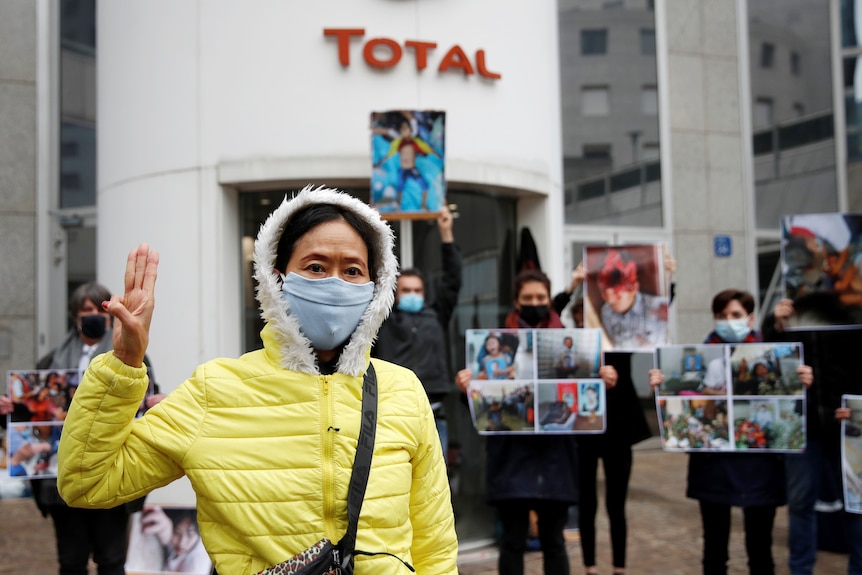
322, 375, 337, 535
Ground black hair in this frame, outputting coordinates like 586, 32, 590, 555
69, 282, 112, 318
711, 289, 755, 316
274, 204, 378, 279
513, 269, 551, 299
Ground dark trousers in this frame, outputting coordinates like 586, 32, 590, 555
699, 500, 776, 575
49, 504, 129, 575
577, 438, 633, 569
497, 499, 570, 575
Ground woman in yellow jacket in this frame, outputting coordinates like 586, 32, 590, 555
57, 186, 458, 574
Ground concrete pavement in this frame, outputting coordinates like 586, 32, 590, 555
456, 437, 848, 574
0, 438, 850, 574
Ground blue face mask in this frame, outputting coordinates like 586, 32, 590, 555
397, 293, 424, 313
714, 317, 751, 343
281, 272, 374, 351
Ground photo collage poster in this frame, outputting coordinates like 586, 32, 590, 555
464, 328, 606, 435
370, 110, 446, 219
654, 343, 806, 452
843, 395, 862, 515
583, 243, 669, 352
781, 213, 862, 329
4, 369, 80, 480
126, 504, 213, 574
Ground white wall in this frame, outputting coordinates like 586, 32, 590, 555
96, 0, 565, 390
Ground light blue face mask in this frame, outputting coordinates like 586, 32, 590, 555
397, 293, 424, 313
715, 317, 751, 343
281, 272, 375, 351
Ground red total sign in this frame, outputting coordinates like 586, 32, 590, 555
324, 28, 502, 80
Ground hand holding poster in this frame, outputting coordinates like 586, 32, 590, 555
653, 343, 806, 452
464, 328, 607, 434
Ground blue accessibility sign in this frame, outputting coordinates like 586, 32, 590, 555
714, 235, 732, 257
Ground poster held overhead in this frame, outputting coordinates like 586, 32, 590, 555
780, 213, 862, 329
583, 244, 669, 351
370, 110, 445, 220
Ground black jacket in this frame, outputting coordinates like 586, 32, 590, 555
485, 434, 579, 505
578, 351, 652, 448
762, 292, 862, 453
373, 242, 462, 401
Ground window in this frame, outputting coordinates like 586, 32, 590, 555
641, 85, 658, 115
61, 173, 81, 190
640, 29, 656, 55
581, 86, 610, 116
754, 97, 774, 129
581, 29, 608, 55
61, 0, 96, 52
790, 51, 801, 75
760, 43, 775, 68
583, 144, 612, 160
642, 143, 660, 161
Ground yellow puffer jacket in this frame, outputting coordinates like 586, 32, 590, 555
59, 341, 455, 574
57, 187, 458, 574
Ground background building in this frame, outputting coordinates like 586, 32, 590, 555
1, 0, 859, 545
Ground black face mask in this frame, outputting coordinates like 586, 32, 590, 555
519, 305, 549, 326
80, 314, 107, 340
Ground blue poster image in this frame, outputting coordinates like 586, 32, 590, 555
370, 110, 446, 217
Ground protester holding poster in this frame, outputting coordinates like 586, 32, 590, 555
652, 289, 813, 575
554, 256, 667, 575
766, 295, 862, 574
455, 269, 618, 575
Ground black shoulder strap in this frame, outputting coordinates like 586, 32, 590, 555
337, 363, 377, 563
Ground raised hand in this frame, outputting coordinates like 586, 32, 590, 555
105, 243, 159, 368
437, 205, 455, 243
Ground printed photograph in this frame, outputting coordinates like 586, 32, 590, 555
844, 395, 862, 514
657, 398, 730, 450
731, 398, 805, 451
534, 328, 602, 379
370, 110, 446, 218
5, 421, 62, 479
535, 381, 605, 433
583, 244, 669, 351
467, 381, 535, 433
781, 213, 862, 328
127, 505, 213, 574
466, 329, 534, 381
654, 345, 728, 396
729, 343, 804, 396
7, 369, 79, 423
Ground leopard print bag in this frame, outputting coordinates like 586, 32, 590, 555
254, 538, 342, 575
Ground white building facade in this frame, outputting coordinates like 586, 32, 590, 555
3, 0, 858, 542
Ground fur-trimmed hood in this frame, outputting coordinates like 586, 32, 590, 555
253, 185, 397, 377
